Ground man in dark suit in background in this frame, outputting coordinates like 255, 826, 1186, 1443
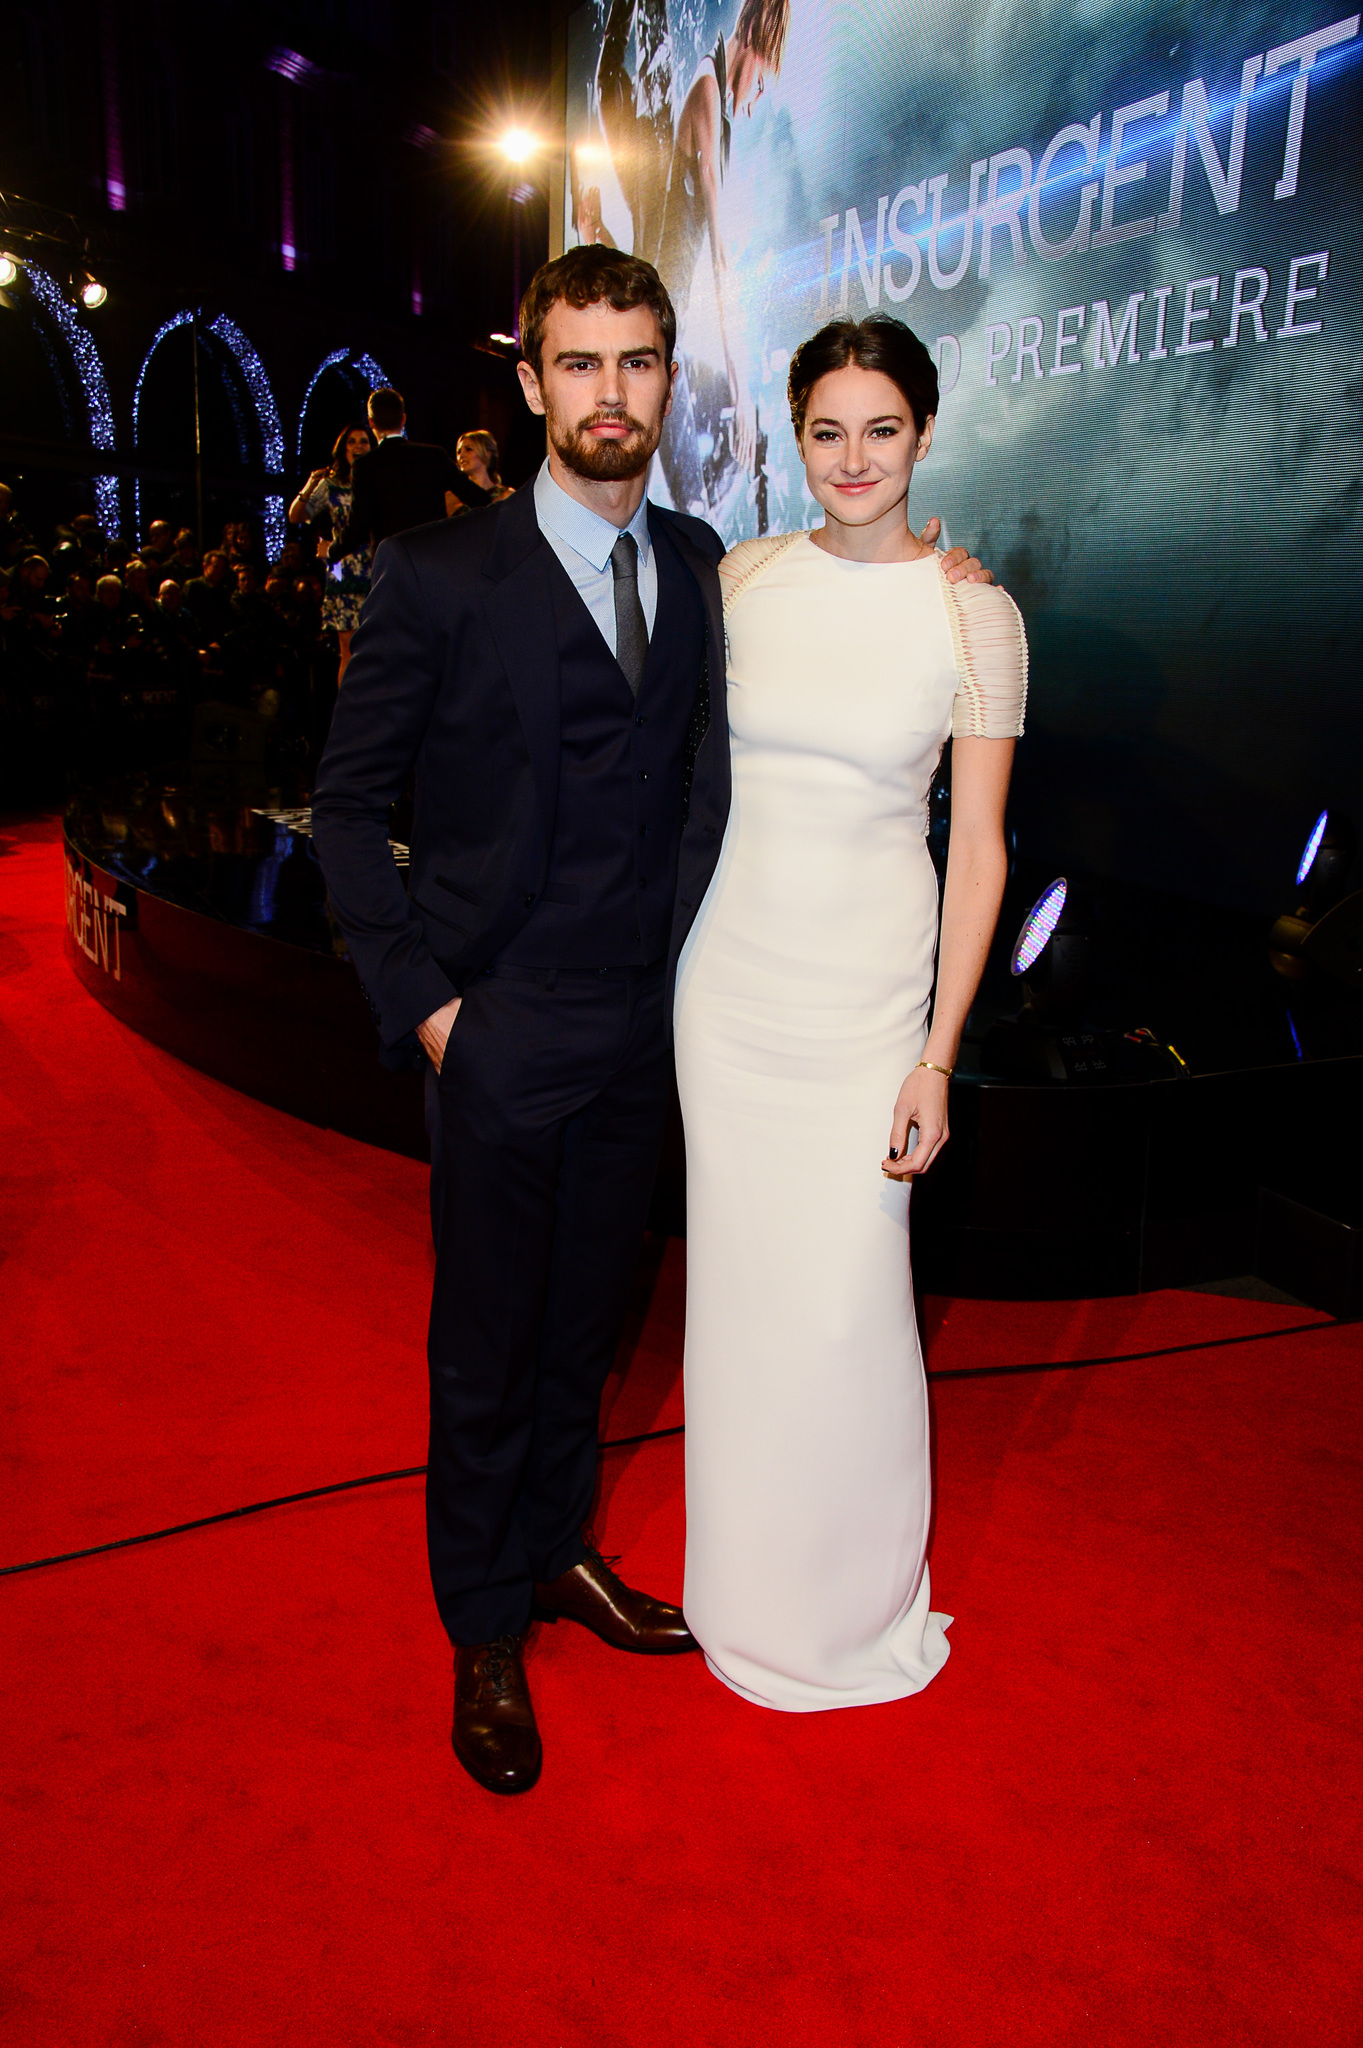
336, 387, 484, 560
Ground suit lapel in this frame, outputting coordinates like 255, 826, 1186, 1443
651, 511, 728, 815
650, 508, 726, 728
636, 518, 688, 700
481, 488, 561, 838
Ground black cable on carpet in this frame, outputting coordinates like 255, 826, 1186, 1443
1, 1316, 1349, 1580
923, 1313, 1353, 1380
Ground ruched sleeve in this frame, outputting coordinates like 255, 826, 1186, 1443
939, 567, 1028, 738
719, 531, 804, 615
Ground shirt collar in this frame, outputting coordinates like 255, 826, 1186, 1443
534, 460, 652, 573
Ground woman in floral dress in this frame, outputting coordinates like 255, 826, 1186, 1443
288, 423, 374, 680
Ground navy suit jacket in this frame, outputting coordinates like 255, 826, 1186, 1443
310, 480, 730, 1059
340, 436, 482, 557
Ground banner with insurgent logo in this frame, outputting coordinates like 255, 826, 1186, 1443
562, 0, 1362, 907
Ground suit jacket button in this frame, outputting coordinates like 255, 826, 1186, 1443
523, 893, 535, 907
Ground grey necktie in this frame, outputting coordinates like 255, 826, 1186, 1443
610, 532, 649, 697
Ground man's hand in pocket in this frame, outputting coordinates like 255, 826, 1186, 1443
417, 996, 462, 1074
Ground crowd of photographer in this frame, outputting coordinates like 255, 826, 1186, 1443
0, 482, 334, 792
0, 397, 513, 798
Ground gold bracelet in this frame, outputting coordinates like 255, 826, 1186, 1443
916, 1059, 954, 1078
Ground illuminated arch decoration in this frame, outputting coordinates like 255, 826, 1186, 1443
132, 310, 194, 544
132, 309, 287, 555
26, 266, 120, 535
296, 348, 391, 464
209, 315, 286, 557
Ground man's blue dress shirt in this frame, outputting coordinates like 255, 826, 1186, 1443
532, 460, 657, 656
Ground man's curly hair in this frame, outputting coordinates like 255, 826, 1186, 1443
518, 247, 677, 381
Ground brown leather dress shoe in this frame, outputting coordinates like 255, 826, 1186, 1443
533, 1542, 697, 1653
452, 1636, 541, 1794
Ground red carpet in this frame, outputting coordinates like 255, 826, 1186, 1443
3, 815, 1360, 2046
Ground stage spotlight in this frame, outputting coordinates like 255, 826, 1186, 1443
981, 877, 1185, 1083
499, 127, 538, 165
0, 253, 19, 287
1300, 810, 1354, 917
80, 277, 108, 309
488, 331, 518, 348
982, 879, 1124, 1082
1270, 811, 1362, 986
1012, 877, 1066, 975
1012, 878, 1094, 1025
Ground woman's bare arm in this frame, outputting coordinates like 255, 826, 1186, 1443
288, 470, 328, 525
882, 736, 1015, 1178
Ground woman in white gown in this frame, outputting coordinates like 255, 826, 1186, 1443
674, 314, 1027, 1711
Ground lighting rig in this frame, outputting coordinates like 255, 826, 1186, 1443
0, 190, 110, 312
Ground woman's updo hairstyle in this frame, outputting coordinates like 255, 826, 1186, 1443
787, 314, 939, 438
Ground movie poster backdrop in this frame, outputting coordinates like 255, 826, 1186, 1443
562, 0, 1362, 911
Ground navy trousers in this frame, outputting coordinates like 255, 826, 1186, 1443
423, 961, 670, 1644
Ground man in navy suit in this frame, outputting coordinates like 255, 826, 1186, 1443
339, 386, 482, 556
312, 249, 985, 1794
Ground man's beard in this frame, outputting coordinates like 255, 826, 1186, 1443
547, 404, 663, 481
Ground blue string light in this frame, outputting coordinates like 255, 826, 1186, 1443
132, 310, 288, 555
295, 349, 391, 464
133, 311, 196, 540
209, 316, 287, 557
27, 266, 120, 535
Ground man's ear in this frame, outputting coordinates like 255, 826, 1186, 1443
663, 357, 678, 421
517, 359, 547, 417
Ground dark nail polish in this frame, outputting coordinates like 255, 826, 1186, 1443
888, 1148, 898, 1160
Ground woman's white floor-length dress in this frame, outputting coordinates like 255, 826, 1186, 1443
674, 531, 1027, 1712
